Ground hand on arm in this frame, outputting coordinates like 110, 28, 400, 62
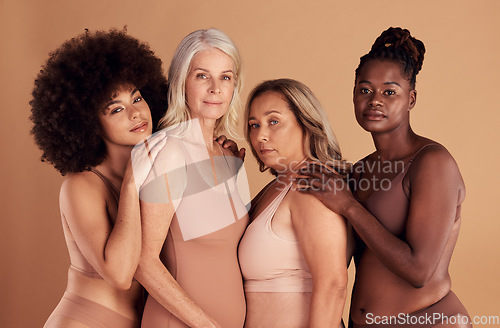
297, 148, 463, 287
289, 190, 348, 328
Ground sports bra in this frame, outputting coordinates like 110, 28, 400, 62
67, 168, 119, 279
238, 182, 313, 293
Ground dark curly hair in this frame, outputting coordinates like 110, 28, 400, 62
355, 27, 426, 89
30, 28, 168, 175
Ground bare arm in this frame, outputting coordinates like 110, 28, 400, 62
60, 161, 141, 289
299, 146, 463, 287
289, 190, 348, 328
134, 195, 219, 328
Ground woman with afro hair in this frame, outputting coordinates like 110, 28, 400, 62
30, 29, 168, 328
299, 27, 471, 327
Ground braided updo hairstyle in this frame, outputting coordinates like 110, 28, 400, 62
30, 29, 168, 175
355, 27, 426, 89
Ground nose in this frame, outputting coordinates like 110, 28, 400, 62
209, 79, 221, 94
129, 104, 141, 120
256, 126, 268, 142
369, 92, 383, 107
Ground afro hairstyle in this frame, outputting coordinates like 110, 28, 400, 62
30, 28, 168, 175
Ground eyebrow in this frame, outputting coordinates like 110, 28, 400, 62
105, 88, 139, 108
358, 80, 401, 87
248, 110, 282, 120
192, 68, 234, 74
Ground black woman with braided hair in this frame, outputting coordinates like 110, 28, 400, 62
297, 27, 471, 328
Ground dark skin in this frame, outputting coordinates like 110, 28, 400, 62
297, 60, 469, 327
214, 135, 245, 161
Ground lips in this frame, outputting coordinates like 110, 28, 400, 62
363, 110, 386, 121
203, 100, 223, 105
260, 148, 275, 155
130, 121, 148, 132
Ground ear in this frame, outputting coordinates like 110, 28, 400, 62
408, 89, 417, 110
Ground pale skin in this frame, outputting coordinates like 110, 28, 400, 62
298, 60, 469, 327
134, 47, 239, 328
45, 85, 151, 327
244, 91, 350, 328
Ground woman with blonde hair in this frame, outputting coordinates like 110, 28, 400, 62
135, 28, 249, 328
238, 78, 353, 328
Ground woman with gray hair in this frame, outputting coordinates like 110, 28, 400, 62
135, 28, 248, 328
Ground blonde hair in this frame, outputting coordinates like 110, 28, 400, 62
159, 28, 243, 137
245, 78, 351, 176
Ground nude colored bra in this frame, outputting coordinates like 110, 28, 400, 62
68, 168, 120, 279
238, 182, 313, 293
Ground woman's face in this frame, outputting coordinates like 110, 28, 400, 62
99, 84, 152, 147
248, 91, 306, 174
353, 59, 416, 134
185, 48, 235, 122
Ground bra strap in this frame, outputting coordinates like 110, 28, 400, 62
90, 168, 120, 203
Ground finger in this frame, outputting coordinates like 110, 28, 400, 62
293, 177, 323, 190
237, 148, 246, 162
297, 169, 324, 181
215, 135, 228, 145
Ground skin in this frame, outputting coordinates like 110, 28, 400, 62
135, 47, 242, 328
244, 91, 349, 328
45, 84, 151, 327
298, 60, 469, 327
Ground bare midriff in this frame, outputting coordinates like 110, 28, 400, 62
244, 292, 311, 328
350, 228, 457, 325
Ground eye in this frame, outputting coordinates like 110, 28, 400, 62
269, 120, 278, 125
249, 122, 260, 129
133, 97, 143, 103
111, 106, 124, 114
222, 75, 232, 81
360, 88, 371, 95
384, 90, 396, 96
196, 73, 208, 79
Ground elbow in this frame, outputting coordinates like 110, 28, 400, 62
407, 267, 434, 289
314, 276, 348, 300
104, 264, 138, 290
108, 271, 135, 290
408, 277, 431, 289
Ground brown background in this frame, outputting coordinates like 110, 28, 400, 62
1, 0, 499, 326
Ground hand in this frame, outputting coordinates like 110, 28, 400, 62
293, 162, 355, 216
214, 135, 246, 162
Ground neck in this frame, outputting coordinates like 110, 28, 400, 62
197, 118, 218, 153
97, 144, 133, 182
275, 157, 308, 184
371, 125, 419, 161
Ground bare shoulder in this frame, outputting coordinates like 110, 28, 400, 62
60, 171, 106, 199
411, 142, 462, 175
409, 141, 465, 196
287, 188, 344, 222
59, 171, 108, 219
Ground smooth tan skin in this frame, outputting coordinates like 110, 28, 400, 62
245, 91, 350, 328
134, 48, 240, 328
45, 86, 151, 327
298, 60, 468, 327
